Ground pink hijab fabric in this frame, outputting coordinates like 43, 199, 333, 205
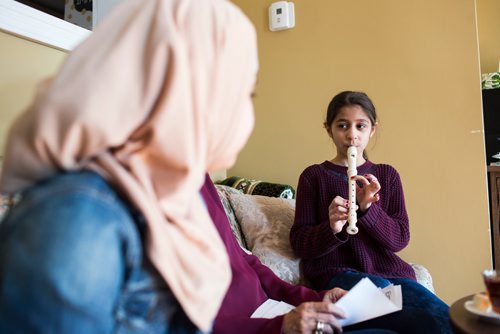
0, 0, 258, 330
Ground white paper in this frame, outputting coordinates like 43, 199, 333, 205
381, 284, 402, 308
250, 299, 295, 319
250, 278, 402, 325
335, 277, 402, 326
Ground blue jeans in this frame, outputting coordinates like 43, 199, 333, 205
0, 171, 202, 334
326, 271, 450, 334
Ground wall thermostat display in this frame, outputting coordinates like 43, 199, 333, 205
269, 1, 295, 32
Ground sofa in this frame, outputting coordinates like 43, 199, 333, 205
214, 183, 435, 292
0, 183, 435, 292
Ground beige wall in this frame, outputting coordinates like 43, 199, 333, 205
477, 0, 500, 73
230, 0, 490, 304
0, 32, 66, 159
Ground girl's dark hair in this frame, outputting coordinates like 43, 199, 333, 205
324, 91, 377, 129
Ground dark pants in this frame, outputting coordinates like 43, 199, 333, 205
327, 271, 448, 334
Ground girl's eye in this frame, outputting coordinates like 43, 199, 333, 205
337, 123, 348, 129
357, 124, 367, 129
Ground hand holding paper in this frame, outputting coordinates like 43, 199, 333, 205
250, 277, 402, 329
335, 277, 402, 326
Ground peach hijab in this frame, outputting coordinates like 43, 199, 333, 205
0, 0, 257, 330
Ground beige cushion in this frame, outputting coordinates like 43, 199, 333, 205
227, 192, 302, 285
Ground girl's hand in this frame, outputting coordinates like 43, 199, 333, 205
328, 196, 349, 234
282, 300, 346, 334
352, 174, 381, 212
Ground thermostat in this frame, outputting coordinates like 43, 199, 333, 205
269, 1, 295, 32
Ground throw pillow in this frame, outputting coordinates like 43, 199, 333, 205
227, 192, 301, 285
214, 184, 248, 250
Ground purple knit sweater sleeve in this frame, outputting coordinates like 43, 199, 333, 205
289, 161, 416, 289
290, 167, 348, 259
357, 169, 410, 252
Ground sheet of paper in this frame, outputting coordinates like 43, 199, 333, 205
381, 284, 402, 308
250, 299, 295, 319
250, 278, 402, 324
335, 277, 402, 326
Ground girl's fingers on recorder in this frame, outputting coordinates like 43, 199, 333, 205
329, 208, 347, 223
328, 199, 347, 223
329, 196, 348, 209
351, 174, 368, 186
358, 174, 381, 192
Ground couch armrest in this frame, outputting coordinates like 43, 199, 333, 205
411, 263, 435, 293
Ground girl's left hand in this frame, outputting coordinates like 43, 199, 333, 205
352, 174, 380, 212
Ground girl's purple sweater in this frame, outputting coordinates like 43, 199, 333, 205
290, 160, 416, 290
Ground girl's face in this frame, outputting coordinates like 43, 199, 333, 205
326, 105, 376, 160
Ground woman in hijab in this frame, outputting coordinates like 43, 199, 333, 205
0, 0, 257, 332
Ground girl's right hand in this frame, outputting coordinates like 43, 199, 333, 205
328, 196, 349, 234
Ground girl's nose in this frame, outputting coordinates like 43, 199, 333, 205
347, 127, 358, 140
